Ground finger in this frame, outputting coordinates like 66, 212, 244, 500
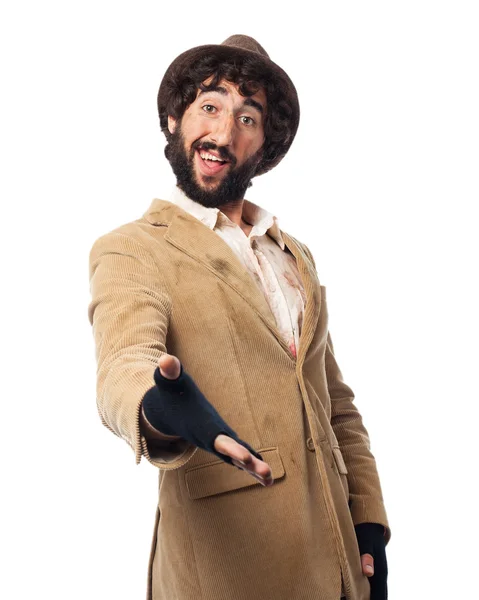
214, 435, 266, 471
215, 436, 273, 484
361, 553, 374, 577
233, 460, 274, 487
231, 458, 274, 486
158, 353, 181, 380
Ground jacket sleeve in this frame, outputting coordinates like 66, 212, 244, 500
300, 242, 391, 545
87, 230, 197, 469
325, 332, 391, 544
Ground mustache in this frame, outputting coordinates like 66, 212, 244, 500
191, 140, 236, 166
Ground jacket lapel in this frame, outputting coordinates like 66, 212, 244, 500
281, 232, 322, 365
143, 199, 321, 363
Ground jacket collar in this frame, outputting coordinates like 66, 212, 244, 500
142, 197, 321, 365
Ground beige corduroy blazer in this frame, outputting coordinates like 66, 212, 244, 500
87, 198, 391, 600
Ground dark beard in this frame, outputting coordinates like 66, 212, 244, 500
165, 124, 262, 209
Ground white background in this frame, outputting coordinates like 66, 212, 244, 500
1, 1, 478, 598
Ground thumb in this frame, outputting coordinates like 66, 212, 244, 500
158, 353, 182, 380
361, 553, 374, 577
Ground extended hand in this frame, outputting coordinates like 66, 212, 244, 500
146, 354, 273, 487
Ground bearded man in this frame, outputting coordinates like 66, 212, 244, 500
88, 35, 391, 600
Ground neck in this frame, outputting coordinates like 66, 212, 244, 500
218, 199, 245, 228
219, 200, 253, 237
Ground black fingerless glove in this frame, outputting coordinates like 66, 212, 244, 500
354, 523, 388, 600
142, 363, 263, 466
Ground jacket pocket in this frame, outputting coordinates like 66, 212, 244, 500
184, 447, 285, 500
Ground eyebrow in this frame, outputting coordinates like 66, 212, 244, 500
198, 85, 264, 115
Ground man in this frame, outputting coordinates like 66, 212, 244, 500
88, 35, 390, 600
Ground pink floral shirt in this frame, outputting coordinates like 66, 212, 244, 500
168, 187, 306, 359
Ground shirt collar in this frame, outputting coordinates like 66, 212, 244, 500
167, 186, 285, 250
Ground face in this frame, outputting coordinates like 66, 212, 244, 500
166, 78, 267, 208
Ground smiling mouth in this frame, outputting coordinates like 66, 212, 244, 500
196, 149, 230, 175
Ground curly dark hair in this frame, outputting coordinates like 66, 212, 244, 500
157, 46, 300, 177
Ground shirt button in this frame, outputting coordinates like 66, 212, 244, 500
306, 437, 315, 452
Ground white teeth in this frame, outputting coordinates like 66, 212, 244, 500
199, 151, 225, 163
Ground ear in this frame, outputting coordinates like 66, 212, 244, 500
167, 115, 177, 134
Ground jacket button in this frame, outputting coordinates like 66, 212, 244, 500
306, 437, 315, 452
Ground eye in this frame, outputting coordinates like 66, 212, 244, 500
202, 104, 217, 114
240, 115, 255, 126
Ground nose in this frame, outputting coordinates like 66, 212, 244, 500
210, 113, 234, 147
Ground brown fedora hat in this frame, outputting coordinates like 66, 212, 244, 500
157, 34, 300, 177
